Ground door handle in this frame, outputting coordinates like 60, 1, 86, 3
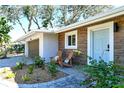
107, 44, 110, 49
106, 44, 110, 51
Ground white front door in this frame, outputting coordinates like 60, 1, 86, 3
88, 22, 114, 64
92, 28, 110, 62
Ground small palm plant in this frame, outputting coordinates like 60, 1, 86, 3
48, 60, 58, 77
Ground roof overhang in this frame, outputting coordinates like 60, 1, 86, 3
55, 6, 124, 33
16, 30, 55, 42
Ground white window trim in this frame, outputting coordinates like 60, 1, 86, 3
65, 30, 77, 49
87, 21, 114, 64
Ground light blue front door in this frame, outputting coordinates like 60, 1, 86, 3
92, 28, 110, 62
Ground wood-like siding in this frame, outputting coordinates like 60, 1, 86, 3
58, 15, 124, 64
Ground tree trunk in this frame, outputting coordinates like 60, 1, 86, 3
33, 17, 40, 29
17, 19, 27, 34
27, 17, 33, 31
50, 21, 53, 28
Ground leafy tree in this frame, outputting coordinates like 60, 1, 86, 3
55, 5, 113, 27
0, 5, 44, 32
0, 5, 113, 32
0, 17, 12, 58
0, 17, 12, 45
22, 6, 36, 31
41, 5, 55, 28
0, 5, 27, 33
32, 6, 41, 29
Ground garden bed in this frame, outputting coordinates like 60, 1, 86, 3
0, 65, 68, 84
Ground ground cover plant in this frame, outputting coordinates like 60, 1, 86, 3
22, 74, 31, 82
14, 62, 25, 70
27, 65, 34, 74
80, 57, 124, 88
34, 56, 45, 69
48, 60, 58, 77
5, 72, 16, 79
0, 64, 67, 84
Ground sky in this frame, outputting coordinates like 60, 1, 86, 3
9, 24, 25, 41
8, 5, 122, 41
8, 17, 38, 41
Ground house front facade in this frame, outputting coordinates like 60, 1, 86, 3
17, 31, 58, 62
17, 6, 124, 64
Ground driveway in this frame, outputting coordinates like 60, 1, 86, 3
0, 55, 33, 68
0, 56, 86, 88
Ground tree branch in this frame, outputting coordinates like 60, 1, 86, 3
33, 17, 40, 29
17, 19, 27, 34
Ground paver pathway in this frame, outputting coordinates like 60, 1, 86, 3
0, 56, 86, 88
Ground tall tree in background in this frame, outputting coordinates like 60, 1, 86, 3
0, 17, 12, 45
32, 6, 41, 29
41, 5, 55, 28
0, 5, 55, 32
55, 5, 113, 27
0, 17, 12, 58
0, 5, 113, 33
22, 6, 34, 31
0, 5, 27, 33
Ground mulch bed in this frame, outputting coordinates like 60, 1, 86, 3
0, 65, 68, 84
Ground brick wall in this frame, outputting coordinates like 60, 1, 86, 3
58, 15, 124, 64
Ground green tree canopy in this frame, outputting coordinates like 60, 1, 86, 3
0, 17, 12, 45
0, 5, 113, 33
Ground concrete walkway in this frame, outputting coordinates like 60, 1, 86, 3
0, 56, 86, 88
0, 56, 33, 68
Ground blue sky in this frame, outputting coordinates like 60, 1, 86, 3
9, 23, 25, 41
9, 17, 38, 41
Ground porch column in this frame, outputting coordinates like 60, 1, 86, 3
25, 42, 28, 57
39, 33, 43, 57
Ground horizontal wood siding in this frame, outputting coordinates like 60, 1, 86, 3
58, 15, 124, 64
114, 15, 124, 64
58, 28, 87, 64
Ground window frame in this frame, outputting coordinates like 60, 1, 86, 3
65, 30, 77, 49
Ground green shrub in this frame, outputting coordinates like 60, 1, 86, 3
2, 68, 9, 73
22, 74, 31, 81
34, 56, 45, 69
81, 58, 123, 88
0, 68, 9, 74
5, 72, 16, 79
13, 44, 24, 54
113, 84, 124, 88
48, 60, 58, 77
73, 50, 82, 56
14, 62, 25, 70
0, 51, 4, 57
0, 51, 6, 59
27, 65, 34, 74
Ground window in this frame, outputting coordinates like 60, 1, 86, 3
65, 30, 77, 49
68, 35, 76, 46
